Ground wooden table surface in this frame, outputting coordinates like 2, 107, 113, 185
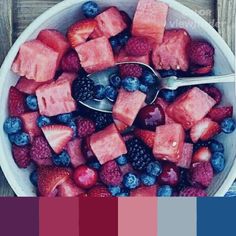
0, 0, 235, 196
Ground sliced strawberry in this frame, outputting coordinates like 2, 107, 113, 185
42, 125, 73, 154
38, 166, 70, 196
208, 106, 233, 123
114, 119, 128, 133
190, 64, 213, 75
87, 186, 111, 197
8, 86, 27, 116
130, 185, 157, 197
134, 128, 155, 148
57, 178, 85, 197
192, 147, 212, 164
190, 118, 220, 143
20, 112, 42, 141
67, 19, 97, 48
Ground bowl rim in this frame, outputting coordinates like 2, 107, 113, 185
0, 0, 235, 197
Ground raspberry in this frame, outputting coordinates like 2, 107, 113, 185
189, 40, 214, 66
125, 37, 151, 56
119, 64, 143, 78
61, 50, 81, 73
179, 187, 207, 197
99, 161, 123, 186
30, 136, 53, 166
203, 86, 222, 105
88, 186, 111, 197
12, 145, 31, 168
189, 162, 213, 188
77, 118, 95, 138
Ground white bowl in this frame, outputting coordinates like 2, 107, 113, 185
0, 0, 235, 196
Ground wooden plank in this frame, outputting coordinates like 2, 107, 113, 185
217, 0, 236, 52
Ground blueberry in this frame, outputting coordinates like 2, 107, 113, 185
140, 174, 156, 186
123, 173, 140, 190
94, 85, 106, 100
26, 95, 38, 111
141, 70, 156, 85
37, 116, 51, 128
139, 84, 148, 93
221, 118, 236, 134
57, 113, 73, 124
209, 140, 224, 153
109, 37, 121, 51
105, 86, 118, 102
159, 89, 178, 102
157, 185, 173, 197
116, 189, 130, 197
146, 161, 162, 177
211, 152, 225, 173
68, 121, 77, 137
88, 160, 101, 170
52, 151, 71, 167
109, 74, 121, 88
117, 30, 131, 46
116, 155, 128, 166
122, 77, 140, 92
29, 170, 38, 187
9, 132, 30, 146
3, 117, 22, 134
159, 70, 178, 78
108, 186, 121, 196
81, 1, 100, 18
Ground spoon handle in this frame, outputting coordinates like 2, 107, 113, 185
171, 73, 235, 89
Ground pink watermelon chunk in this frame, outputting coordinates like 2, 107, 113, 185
166, 87, 216, 130
132, 0, 168, 44
57, 72, 77, 85
90, 124, 127, 165
36, 79, 76, 117
75, 36, 115, 73
152, 29, 191, 71
115, 48, 150, 65
153, 123, 185, 163
12, 40, 59, 82
37, 29, 70, 67
94, 7, 127, 38
113, 89, 146, 126
177, 143, 193, 169
66, 138, 86, 168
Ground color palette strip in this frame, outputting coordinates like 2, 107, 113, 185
0, 197, 236, 236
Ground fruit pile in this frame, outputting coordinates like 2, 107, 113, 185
3, 0, 236, 197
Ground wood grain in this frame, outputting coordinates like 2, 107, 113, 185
217, 0, 236, 52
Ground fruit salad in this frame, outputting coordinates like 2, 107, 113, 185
4, 0, 236, 197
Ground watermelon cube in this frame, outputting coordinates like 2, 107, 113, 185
37, 29, 70, 67
166, 87, 216, 130
132, 0, 168, 44
130, 185, 157, 197
12, 40, 59, 82
57, 72, 77, 85
90, 124, 127, 165
94, 7, 127, 38
113, 89, 147, 126
152, 29, 191, 71
20, 112, 42, 140
66, 138, 86, 168
153, 123, 185, 163
177, 143, 193, 169
36, 79, 76, 117
115, 48, 150, 65
75, 36, 115, 73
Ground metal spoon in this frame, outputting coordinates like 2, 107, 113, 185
79, 62, 235, 113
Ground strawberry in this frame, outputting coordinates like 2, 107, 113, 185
38, 166, 70, 196
190, 64, 213, 75
87, 186, 111, 197
208, 106, 233, 123
130, 185, 157, 197
114, 119, 128, 133
57, 178, 85, 197
192, 147, 212, 163
42, 125, 73, 154
179, 187, 207, 197
134, 129, 155, 148
190, 118, 221, 143
8, 86, 27, 116
30, 136, 53, 166
67, 19, 97, 48
12, 145, 31, 168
